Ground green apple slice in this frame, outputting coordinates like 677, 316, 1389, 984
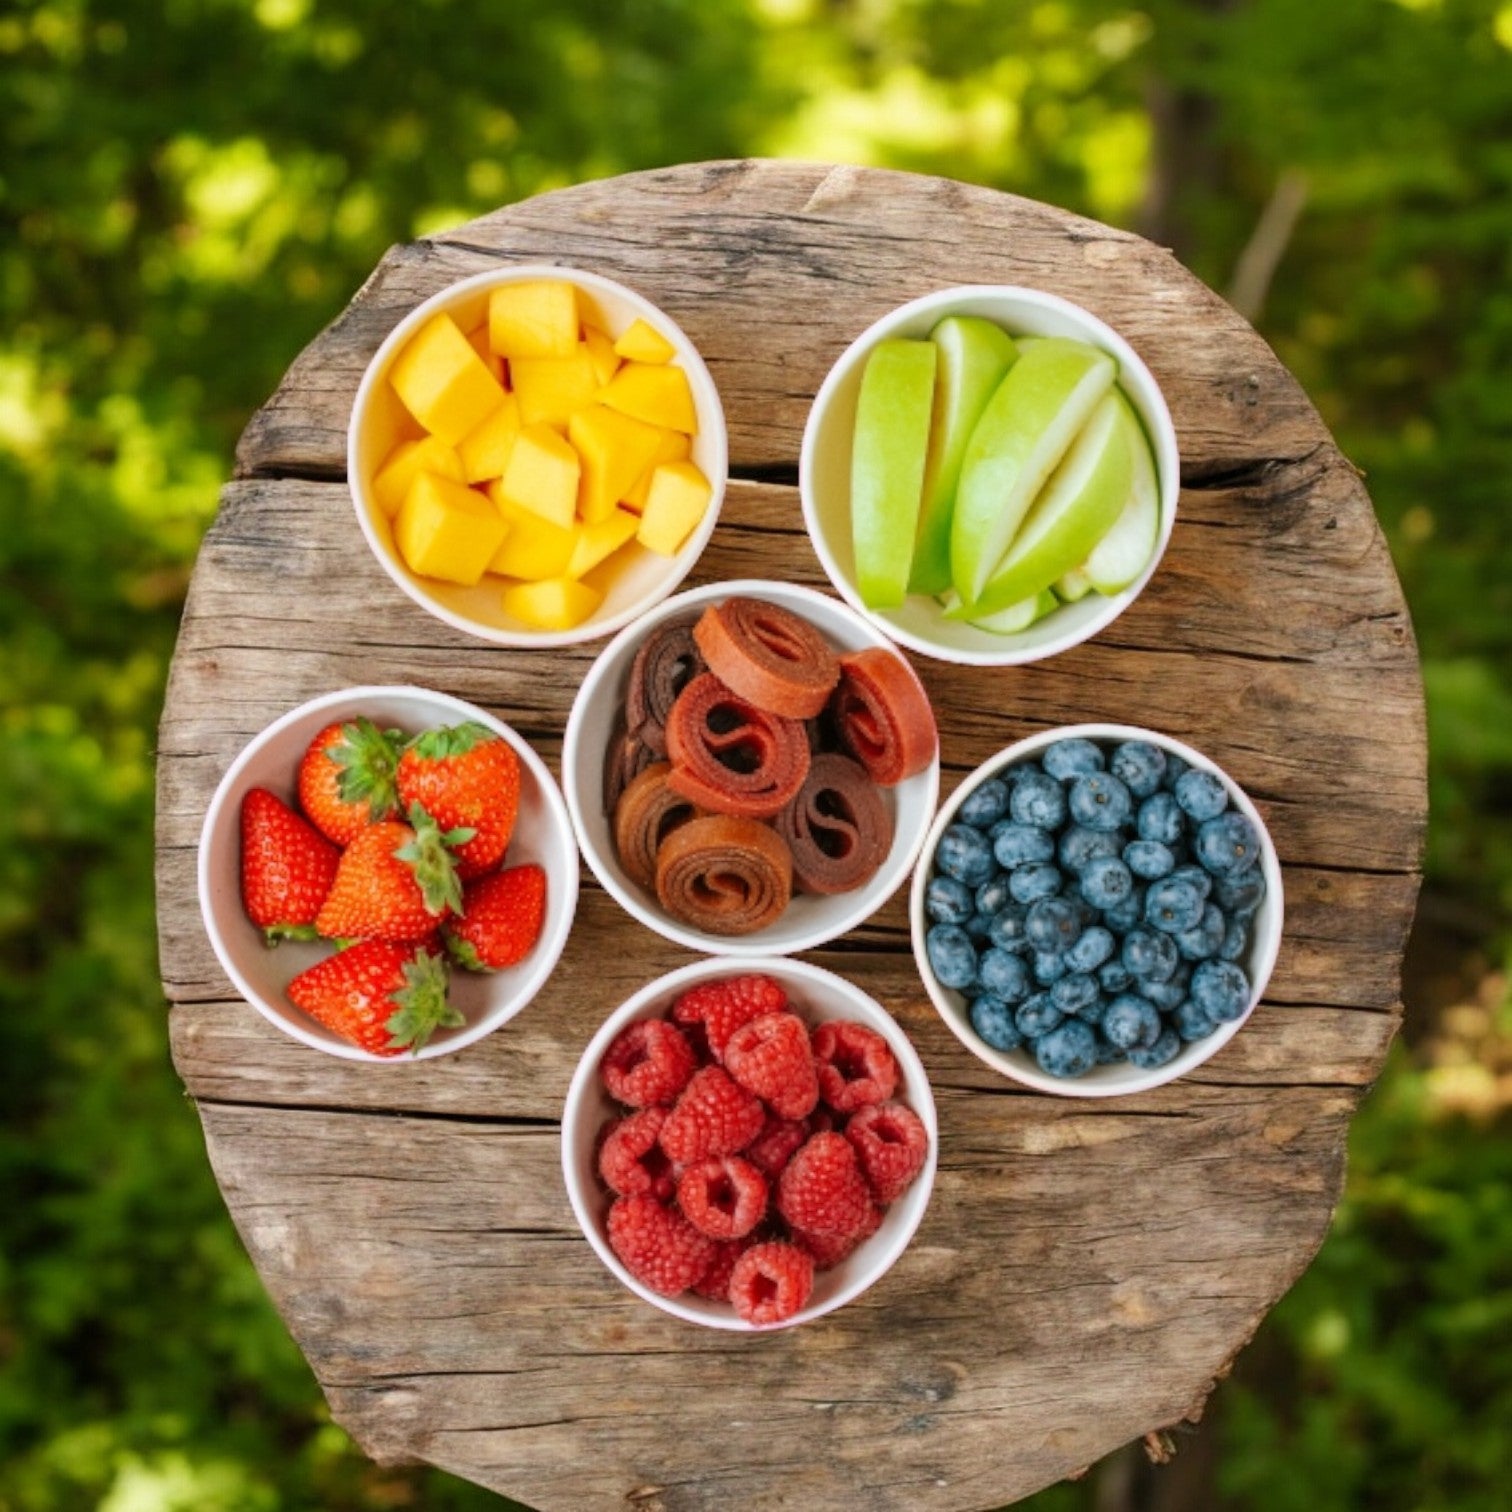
940, 585, 1059, 634
851, 338, 938, 610
948, 391, 1131, 618
909, 316, 1018, 596
1084, 394, 1161, 594
949, 338, 1116, 604
1054, 566, 1095, 602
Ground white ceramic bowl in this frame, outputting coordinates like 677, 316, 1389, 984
348, 264, 728, 648
562, 579, 941, 956
910, 724, 1283, 1096
800, 285, 1179, 667
198, 685, 579, 1061
561, 956, 938, 1330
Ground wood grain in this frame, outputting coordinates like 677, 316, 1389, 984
156, 161, 1426, 1510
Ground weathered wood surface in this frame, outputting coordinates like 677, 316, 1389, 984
156, 161, 1426, 1511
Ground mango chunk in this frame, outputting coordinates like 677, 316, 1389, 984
637, 461, 712, 556
621, 429, 691, 512
457, 394, 522, 484
497, 423, 581, 530
484, 481, 577, 580
389, 312, 507, 446
568, 404, 664, 524
581, 324, 621, 386
510, 348, 600, 431
372, 437, 465, 518
567, 508, 640, 580
489, 280, 579, 359
501, 576, 603, 631
466, 322, 505, 383
613, 318, 676, 365
395, 472, 507, 586
599, 361, 698, 434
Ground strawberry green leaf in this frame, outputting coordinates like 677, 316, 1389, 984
404, 721, 499, 762
384, 949, 464, 1054
440, 924, 489, 974
393, 801, 465, 916
330, 717, 402, 821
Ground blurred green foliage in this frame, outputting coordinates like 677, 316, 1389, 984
1, 0, 1508, 1507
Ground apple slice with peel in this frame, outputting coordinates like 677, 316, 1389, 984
940, 585, 1059, 634
950, 338, 1116, 604
948, 391, 1131, 618
1084, 394, 1161, 594
909, 316, 1018, 595
1054, 566, 1094, 602
851, 338, 938, 609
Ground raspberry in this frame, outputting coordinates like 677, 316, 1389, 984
744, 1111, 808, 1178
812, 1020, 898, 1113
598, 1108, 674, 1201
658, 1066, 766, 1164
729, 1241, 814, 1326
793, 1204, 882, 1270
607, 1194, 716, 1297
692, 1238, 750, 1302
776, 1131, 873, 1238
672, 974, 788, 1062
601, 1019, 697, 1108
677, 1156, 768, 1239
844, 1101, 929, 1204
724, 1011, 820, 1120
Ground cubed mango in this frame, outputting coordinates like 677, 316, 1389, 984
510, 349, 600, 431
599, 361, 698, 434
566, 508, 640, 580
620, 429, 692, 511
395, 472, 507, 586
498, 423, 581, 530
388, 312, 507, 446
457, 395, 522, 484
372, 437, 465, 518
489, 280, 579, 359
613, 318, 676, 365
484, 481, 578, 580
637, 461, 712, 556
581, 324, 621, 386
568, 404, 664, 524
501, 576, 603, 631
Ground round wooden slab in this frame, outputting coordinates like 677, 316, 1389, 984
156, 161, 1425, 1511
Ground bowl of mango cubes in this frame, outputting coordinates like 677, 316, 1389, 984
349, 265, 727, 647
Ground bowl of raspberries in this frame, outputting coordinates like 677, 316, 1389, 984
562, 958, 937, 1329
911, 724, 1283, 1096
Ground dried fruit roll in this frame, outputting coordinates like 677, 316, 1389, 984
625, 613, 704, 756
655, 814, 793, 936
613, 761, 702, 889
831, 647, 938, 786
603, 710, 657, 817
665, 673, 811, 819
775, 752, 893, 895
692, 597, 841, 718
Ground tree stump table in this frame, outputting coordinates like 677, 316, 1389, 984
155, 161, 1427, 1511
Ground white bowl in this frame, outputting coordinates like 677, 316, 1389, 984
910, 723, 1283, 1097
197, 685, 579, 1061
800, 285, 1179, 667
562, 579, 941, 956
348, 264, 728, 648
561, 956, 938, 1329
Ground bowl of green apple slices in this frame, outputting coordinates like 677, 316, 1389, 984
799, 287, 1179, 667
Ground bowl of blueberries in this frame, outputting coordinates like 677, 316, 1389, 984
909, 725, 1283, 1096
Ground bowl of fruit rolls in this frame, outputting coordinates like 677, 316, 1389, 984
910, 726, 1283, 1095
349, 265, 726, 646
561, 957, 937, 1329
562, 580, 940, 956
800, 285, 1179, 665
198, 686, 579, 1060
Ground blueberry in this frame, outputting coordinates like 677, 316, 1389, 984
1124, 839, 1175, 881
1195, 812, 1261, 879
1169, 864, 1214, 900
1138, 962, 1191, 1011
964, 911, 995, 941
1033, 950, 1070, 986
959, 778, 1010, 829
1103, 993, 1162, 1051
1145, 875, 1207, 934
1034, 1019, 1098, 1078
975, 873, 1014, 918
1009, 863, 1063, 905
970, 994, 1024, 1052
1068, 772, 1134, 832
992, 822, 1057, 871
1174, 768, 1228, 823
1220, 917, 1249, 962
1161, 753, 1190, 791
1098, 959, 1134, 994
1051, 971, 1100, 1018
935, 824, 997, 886
1015, 992, 1064, 1039
978, 947, 1032, 1003
1137, 791, 1185, 846
1175, 903, 1226, 961
1173, 997, 1217, 1041
1059, 825, 1123, 873
1025, 896, 1081, 953
1080, 856, 1134, 911
1128, 1026, 1181, 1069
1042, 737, 1105, 781
987, 904, 1032, 954
1010, 770, 1068, 830
1066, 925, 1116, 973
925, 875, 975, 925
1215, 870, 1266, 916
1099, 885, 1145, 934
1122, 926, 1179, 983
1190, 959, 1251, 1023
1106, 741, 1163, 799
926, 924, 978, 990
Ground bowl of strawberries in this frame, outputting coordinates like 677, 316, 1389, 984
198, 686, 578, 1060
562, 957, 937, 1329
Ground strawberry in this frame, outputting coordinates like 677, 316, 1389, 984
286, 942, 462, 1056
396, 722, 520, 879
239, 788, 339, 942
297, 717, 401, 846
442, 864, 547, 971
315, 803, 465, 943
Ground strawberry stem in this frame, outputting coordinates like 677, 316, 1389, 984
394, 801, 465, 916
404, 721, 497, 762
330, 717, 402, 822
384, 949, 465, 1054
